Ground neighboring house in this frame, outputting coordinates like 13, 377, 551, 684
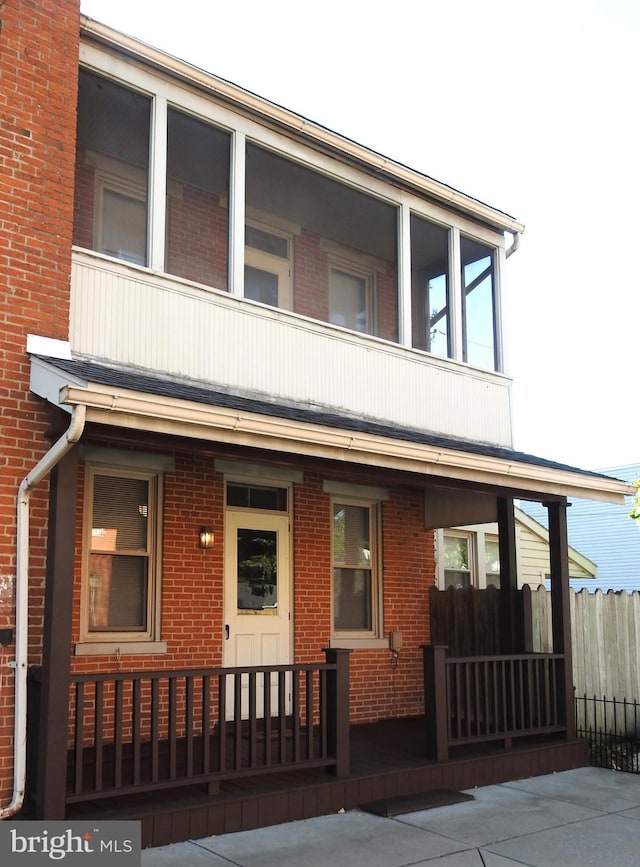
0, 0, 633, 845
523, 465, 640, 592
436, 508, 597, 590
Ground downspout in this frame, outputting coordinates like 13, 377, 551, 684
0, 404, 86, 820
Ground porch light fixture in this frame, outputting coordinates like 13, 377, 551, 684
199, 526, 215, 549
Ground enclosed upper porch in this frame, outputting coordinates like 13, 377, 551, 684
70, 21, 522, 448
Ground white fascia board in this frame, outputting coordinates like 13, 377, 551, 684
57, 380, 634, 505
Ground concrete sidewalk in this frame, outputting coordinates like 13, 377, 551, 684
141, 766, 640, 866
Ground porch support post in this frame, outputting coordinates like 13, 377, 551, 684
323, 648, 351, 776
35, 449, 78, 819
547, 499, 576, 739
497, 497, 518, 653
422, 645, 448, 761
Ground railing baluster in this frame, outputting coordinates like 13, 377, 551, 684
278, 670, 287, 763
233, 672, 242, 770
73, 681, 84, 795
202, 674, 211, 775
186, 675, 194, 778
320, 668, 328, 759
132, 678, 141, 785
93, 681, 104, 792
217, 673, 226, 775
169, 676, 177, 780
293, 669, 301, 762
114, 679, 123, 789
263, 671, 272, 767
249, 671, 257, 769
151, 678, 159, 783
306, 669, 314, 761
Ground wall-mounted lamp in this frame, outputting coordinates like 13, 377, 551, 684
199, 526, 215, 549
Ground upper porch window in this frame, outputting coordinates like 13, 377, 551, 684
245, 144, 398, 341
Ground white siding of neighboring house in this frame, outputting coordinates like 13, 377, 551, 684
522, 465, 640, 593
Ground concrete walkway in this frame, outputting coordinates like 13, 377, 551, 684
141, 766, 640, 866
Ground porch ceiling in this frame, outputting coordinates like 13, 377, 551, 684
30, 355, 633, 504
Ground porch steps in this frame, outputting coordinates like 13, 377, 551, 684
360, 788, 474, 818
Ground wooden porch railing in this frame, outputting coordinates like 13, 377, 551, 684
63, 649, 350, 804
423, 646, 567, 761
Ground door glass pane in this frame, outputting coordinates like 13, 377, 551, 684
237, 528, 278, 612
245, 265, 279, 306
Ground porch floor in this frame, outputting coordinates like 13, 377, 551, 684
63, 717, 588, 848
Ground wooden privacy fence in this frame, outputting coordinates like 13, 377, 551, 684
528, 586, 640, 702
32, 650, 351, 805
431, 585, 640, 704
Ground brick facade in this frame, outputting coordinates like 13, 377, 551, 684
69, 450, 434, 725
0, 0, 80, 803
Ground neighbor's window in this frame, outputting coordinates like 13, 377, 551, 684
332, 500, 380, 633
461, 236, 497, 370
442, 533, 473, 589
485, 537, 501, 588
82, 466, 161, 642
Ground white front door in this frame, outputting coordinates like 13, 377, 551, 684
223, 510, 292, 715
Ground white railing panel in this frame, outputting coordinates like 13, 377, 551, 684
70, 252, 513, 446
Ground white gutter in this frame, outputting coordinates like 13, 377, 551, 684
58, 383, 634, 505
0, 405, 86, 820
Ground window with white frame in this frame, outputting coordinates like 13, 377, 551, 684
80, 464, 163, 649
332, 499, 381, 635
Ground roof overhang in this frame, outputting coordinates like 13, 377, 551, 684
30, 357, 633, 506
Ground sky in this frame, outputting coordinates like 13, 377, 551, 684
79, 0, 639, 473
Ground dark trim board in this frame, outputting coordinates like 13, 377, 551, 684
67, 737, 588, 848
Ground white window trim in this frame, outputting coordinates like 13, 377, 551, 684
437, 527, 502, 590
330, 495, 383, 646
76, 460, 165, 655
438, 529, 476, 589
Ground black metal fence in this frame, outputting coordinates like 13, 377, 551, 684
575, 694, 640, 774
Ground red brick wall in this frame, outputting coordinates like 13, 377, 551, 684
0, 0, 80, 802
69, 457, 434, 726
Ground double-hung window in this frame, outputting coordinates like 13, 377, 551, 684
331, 498, 381, 636
78, 459, 166, 654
